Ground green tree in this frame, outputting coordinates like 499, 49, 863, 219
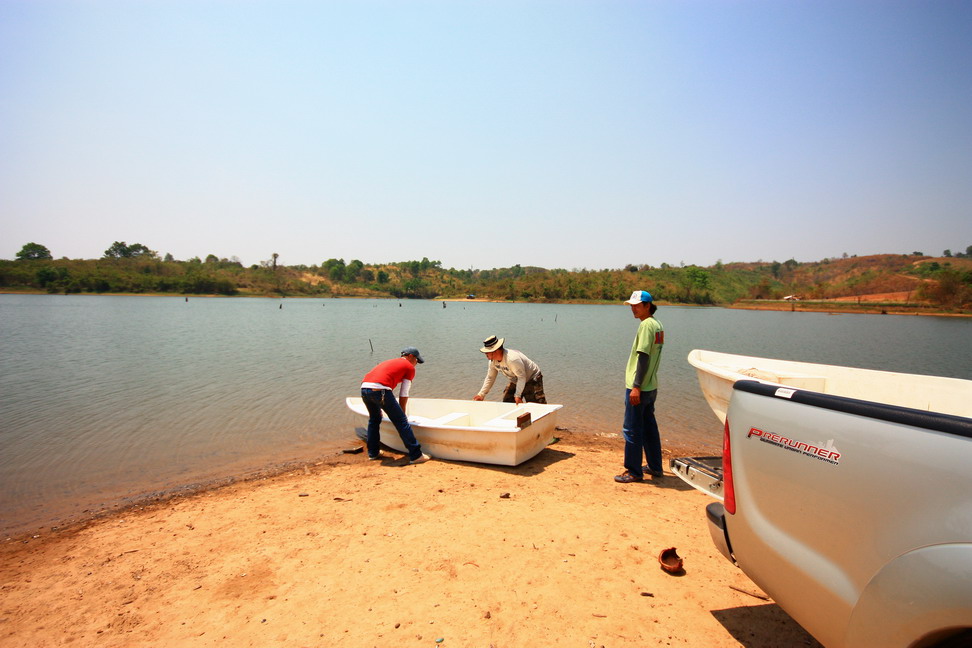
920, 268, 971, 308
324, 258, 346, 281
104, 241, 156, 259
686, 266, 711, 291
36, 266, 68, 290
16, 242, 53, 260
128, 243, 155, 258
402, 277, 433, 298
345, 259, 364, 282
104, 242, 128, 258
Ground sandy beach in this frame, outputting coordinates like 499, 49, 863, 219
0, 431, 820, 647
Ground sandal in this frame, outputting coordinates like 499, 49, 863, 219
642, 465, 665, 478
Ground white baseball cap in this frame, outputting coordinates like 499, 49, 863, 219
624, 290, 653, 305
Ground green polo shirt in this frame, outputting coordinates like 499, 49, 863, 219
625, 316, 664, 391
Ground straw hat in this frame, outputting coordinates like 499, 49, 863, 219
480, 335, 504, 353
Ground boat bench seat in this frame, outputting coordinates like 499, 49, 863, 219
482, 406, 529, 428
426, 412, 469, 426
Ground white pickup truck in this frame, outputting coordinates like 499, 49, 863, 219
674, 350, 972, 648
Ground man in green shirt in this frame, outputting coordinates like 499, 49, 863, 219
615, 290, 665, 483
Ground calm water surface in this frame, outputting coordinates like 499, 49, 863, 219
1, 294, 970, 535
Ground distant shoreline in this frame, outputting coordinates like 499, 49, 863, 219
728, 300, 971, 317
4, 289, 970, 316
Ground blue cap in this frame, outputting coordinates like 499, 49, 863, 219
624, 290, 653, 305
401, 346, 425, 363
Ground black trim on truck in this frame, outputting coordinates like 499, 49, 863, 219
705, 502, 735, 563
733, 380, 972, 438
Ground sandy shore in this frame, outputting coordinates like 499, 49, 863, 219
0, 432, 820, 647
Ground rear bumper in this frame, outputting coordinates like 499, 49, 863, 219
706, 502, 736, 565
669, 456, 724, 500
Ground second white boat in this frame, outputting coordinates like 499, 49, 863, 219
687, 348, 971, 424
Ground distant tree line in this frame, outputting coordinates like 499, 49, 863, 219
3, 242, 971, 310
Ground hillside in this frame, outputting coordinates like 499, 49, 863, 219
2, 252, 970, 312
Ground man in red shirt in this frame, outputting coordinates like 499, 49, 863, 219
360, 347, 431, 464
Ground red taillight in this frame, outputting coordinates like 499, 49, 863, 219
722, 417, 736, 515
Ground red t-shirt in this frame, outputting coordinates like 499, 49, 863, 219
363, 357, 415, 389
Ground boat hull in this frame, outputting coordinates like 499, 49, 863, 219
345, 397, 564, 466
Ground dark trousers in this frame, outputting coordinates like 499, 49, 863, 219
501, 373, 547, 403
360, 388, 423, 461
622, 388, 662, 477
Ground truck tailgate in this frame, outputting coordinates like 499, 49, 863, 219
669, 456, 723, 501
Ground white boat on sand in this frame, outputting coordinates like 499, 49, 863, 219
687, 348, 972, 424
345, 397, 564, 466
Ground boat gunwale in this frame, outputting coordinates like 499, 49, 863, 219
345, 397, 564, 433
688, 348, 971, 386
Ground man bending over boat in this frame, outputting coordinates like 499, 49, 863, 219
472, 335, 546, 404
615, 291, 665, 484
360, 347, 431, 465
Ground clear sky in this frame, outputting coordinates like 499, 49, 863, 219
2, 0, 970, 270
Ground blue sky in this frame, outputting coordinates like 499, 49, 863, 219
2, 0, 970, 270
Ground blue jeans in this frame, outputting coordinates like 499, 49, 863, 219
361, 388, 423, 461
622, 388, 662, 477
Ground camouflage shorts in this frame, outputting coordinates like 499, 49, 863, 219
502, 373, 546, 404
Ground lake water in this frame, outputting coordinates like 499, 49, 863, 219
2, 294, 970, 536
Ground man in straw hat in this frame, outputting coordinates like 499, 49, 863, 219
360, 347, 431, 465
615, 290, 665, 484
472, 335, 546, 404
